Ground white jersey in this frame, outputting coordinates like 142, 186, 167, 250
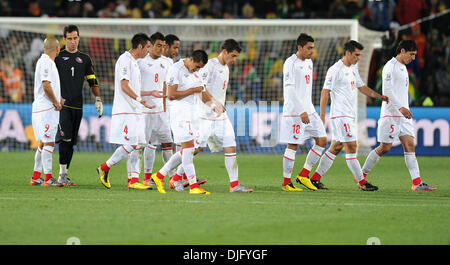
380, 57, 410, 118
137, 54, 168, 113
323, 60, 364, 118
32, 53, 61, 113
112, 51, 142, 115
282, 54, 315, 115
166, 59, 203, 107
199, 57, 229, 119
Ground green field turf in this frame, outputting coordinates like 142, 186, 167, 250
0, 151, 448, 245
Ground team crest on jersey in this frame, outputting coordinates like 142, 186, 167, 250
308, 65, 312, 70
75, 57, 83, 63
160, 64, 165, 69
385, 73, 392, 81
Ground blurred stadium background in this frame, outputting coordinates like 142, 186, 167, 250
0, 0, 448, 156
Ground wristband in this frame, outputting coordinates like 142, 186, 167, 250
135, 96, 142, 103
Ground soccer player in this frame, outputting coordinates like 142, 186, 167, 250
189, 39, 253, 193
151, 50, 211, 195
310, 40, 389, 191
361, 40, 436, 191
30, 37, 64, 187
55, 25, 102, 186
279, 33, 328, 192
96, 33, 162, 189
126, 32, 173, 188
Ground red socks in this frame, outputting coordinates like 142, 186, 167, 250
100, 163, 110, 172
230, 181, 239, 189
299, 168, 310, 178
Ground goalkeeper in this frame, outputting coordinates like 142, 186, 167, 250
55, 25, 103, 186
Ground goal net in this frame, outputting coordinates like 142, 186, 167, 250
0, 18, 382, 154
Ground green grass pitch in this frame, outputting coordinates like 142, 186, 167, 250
0, 151, 448, 245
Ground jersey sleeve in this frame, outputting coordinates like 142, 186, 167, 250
84, 55, 99, 87
166, 65, 179, 86
199, 62, 212, 87
40, 59, 53, 83
323, 67, 337, 91
283, 58, 295, 86
354, 67, 365, 88
382, 65, 402, 110
117, 57, 131, 82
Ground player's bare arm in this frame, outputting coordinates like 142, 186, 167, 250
167, 84, 203, 100
358, 85, 389, 103
399, 107, 413, 119
201, 89, 225, 115
162, 81, 167, 112
42, 81, 62, 111
319, 89, 330, 124
300, 112, 310, 124
120, 79, 155, 109
140, 90, 165, 98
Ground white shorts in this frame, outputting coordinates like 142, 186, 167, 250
377, 116, 415, 143
32, 108, 59, 143
279, 112, 327, 144
143, 111, 173, 144
170, 105, 198, 144
196, 116, 236, 152
109, 113, 145, 145
331, 116, 357, 143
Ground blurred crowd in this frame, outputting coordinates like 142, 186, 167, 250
0, 0, 448, 106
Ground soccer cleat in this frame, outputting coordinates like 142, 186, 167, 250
183, 177, 207, 187
230, 184, 254, 193
58, 173, 76, 186
97, 166, 111, 189
189, 187, 210, 195
128, 182, 152, 190
173, 180, 185, 192
151, 173, 166, 194
282, 182, 302, 191
143, 178, 156, 187
43, 178, 63, 187
359, 181, 378, 191
296, 176, 318, 191
411, 182, 437, 191
30, 178, 44, 186
311, 180, 328, 190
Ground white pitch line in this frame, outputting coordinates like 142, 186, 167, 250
0, 196, 448, 208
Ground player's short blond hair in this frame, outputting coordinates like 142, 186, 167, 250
44, 37, 59, 52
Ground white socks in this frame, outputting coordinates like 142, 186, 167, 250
283, 148, 296, 180
362, 149, 381, 175
41, 145, 54, 175
159, 151, 182, 176
143, 144, 156, 175
314, 150, 336, 179
225, 153, 238, 183
303, 145, 325, 171
162, 147, 175, 176
345, 153, 364, 183
181, 147, 197, 186
405, 152, 421, 183
34, 146, 42, 173
127, 149, 141, 180
106, 145, 134, 168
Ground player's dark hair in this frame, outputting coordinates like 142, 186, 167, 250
63, 25, 79, 38
221, 39, 242, 53
343, 40, 364, 54
297, 33, 314, 47
165, 34, 180, 47
150, 32, 165, 45
395, 39, 418, 55
191, 50, 208, 65
131, 33, 151, 49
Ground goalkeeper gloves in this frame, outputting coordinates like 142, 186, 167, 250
95, 96, 103, 117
